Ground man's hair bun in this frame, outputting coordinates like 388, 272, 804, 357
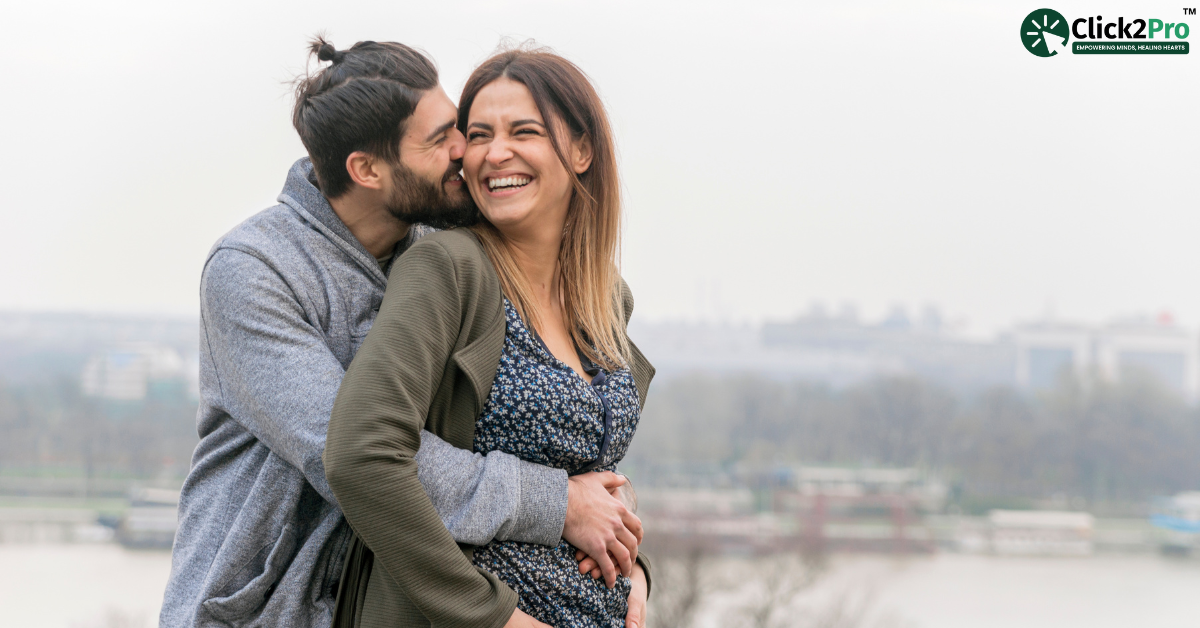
310, 36, 344, 63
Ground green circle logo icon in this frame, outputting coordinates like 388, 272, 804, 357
1021, 9, 1070, 57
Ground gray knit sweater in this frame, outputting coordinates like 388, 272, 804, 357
159, 158, 569, 628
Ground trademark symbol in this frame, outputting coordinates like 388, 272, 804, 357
1186, 7, 1198, 15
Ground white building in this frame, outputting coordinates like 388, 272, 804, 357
988, 509, 1094, 556
1096, 318, 1199, 400
81, 343, 191, 402
1014, 316, 1198, 401
1013, 323, 1092, 390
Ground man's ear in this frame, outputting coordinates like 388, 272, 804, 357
571, 135, 593, 174
345, 151, 387, 190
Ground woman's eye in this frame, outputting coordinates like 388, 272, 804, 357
468, 132, 488, 141
515, 128, 538, 136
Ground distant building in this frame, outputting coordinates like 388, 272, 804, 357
638, 466, 945, 554
987, 509, 1094, 556
1013, 323, 1092, 390
0, 311, 199, 386
1013, 314, 1198, 401
629, 319, 910, 388
758, 306, 1016, 393
1096, 317, 1198, 400
81, 343, 197, 402
636, 307, 1198, 400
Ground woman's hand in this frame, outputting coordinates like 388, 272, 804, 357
503, 608, 552, 628
575, 548, 604, 581
575, 552, 646, 627
626, 564, 648, 628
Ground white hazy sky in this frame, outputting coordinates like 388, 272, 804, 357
3, 0, 1197, 335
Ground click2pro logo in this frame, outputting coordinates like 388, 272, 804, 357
1022, 7, 1192, 56
1022, 9, 1071, 56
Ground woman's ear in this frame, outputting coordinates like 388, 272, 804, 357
571, 135, 594, 174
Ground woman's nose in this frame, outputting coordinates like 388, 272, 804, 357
486, 137, 513, 165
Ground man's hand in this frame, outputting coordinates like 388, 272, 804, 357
503, 608, 551, 628
562, 471, 643, 588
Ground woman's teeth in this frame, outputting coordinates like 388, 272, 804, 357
488, 176, 531, 190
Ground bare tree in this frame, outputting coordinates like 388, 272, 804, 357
731, 551, 825, 628
648, 546, 710, 628
723, 552, 917, 628
807, 590, 876, 628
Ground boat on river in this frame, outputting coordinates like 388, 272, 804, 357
1150, 492, 1200, 556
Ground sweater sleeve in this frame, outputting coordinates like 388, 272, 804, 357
324, 238, 518, 628
200, 248, 348, 505
417, 431, 568, 546
202, 247, 563, 550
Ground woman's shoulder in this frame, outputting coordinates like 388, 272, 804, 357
617, 275, 635, 324
395, 227, 499, 304
400, 228, 492, 275
408, 227, 486, 259
413, 226, 481, 250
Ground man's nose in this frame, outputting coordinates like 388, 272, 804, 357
447, 128, 466, 161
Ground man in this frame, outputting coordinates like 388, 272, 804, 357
160, 38, 647, 628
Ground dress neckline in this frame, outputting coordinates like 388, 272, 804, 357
504, 298, 605, 386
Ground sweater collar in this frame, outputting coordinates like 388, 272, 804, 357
276, 157, 387, 285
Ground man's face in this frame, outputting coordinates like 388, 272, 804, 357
383, 86, 478, 228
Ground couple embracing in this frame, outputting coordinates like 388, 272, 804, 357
160, 38, 653, 628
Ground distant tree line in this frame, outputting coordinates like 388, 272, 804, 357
4, 368, 1199, 512
626, 372, 1200, 513
0, 377, 198, 488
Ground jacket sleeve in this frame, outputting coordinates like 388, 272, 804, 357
201, 247, 565, 548
619, 277, 654, 594
324, 238, 518, 628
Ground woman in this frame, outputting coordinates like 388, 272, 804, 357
325, 47, 654, 628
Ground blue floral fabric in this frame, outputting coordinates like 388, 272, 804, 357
471, 299, 641, 628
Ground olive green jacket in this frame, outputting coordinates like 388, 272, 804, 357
324, 228, 655, 628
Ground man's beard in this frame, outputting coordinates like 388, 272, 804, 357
385, 160, 481, 229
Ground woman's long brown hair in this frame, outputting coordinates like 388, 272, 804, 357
458, 46, 629, 370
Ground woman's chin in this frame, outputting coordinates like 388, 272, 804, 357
479, 208, 533, 231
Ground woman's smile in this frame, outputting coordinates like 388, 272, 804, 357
484, 171, 535, 198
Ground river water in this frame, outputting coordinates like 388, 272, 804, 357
798, 553, 1200, 627
3, 545, 1200, 627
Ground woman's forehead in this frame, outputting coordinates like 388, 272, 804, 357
470, 78, 542, 122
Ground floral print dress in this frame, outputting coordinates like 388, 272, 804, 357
471, 299, 641, 628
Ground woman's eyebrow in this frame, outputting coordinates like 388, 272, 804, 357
468, 121, 493, 131
510, 119, 545, 129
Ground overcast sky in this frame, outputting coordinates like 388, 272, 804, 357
3, 0, 1197, 335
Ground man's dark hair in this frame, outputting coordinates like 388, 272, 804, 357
292, 37, 438, 198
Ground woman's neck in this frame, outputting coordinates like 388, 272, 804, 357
505, 229, 562, 309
